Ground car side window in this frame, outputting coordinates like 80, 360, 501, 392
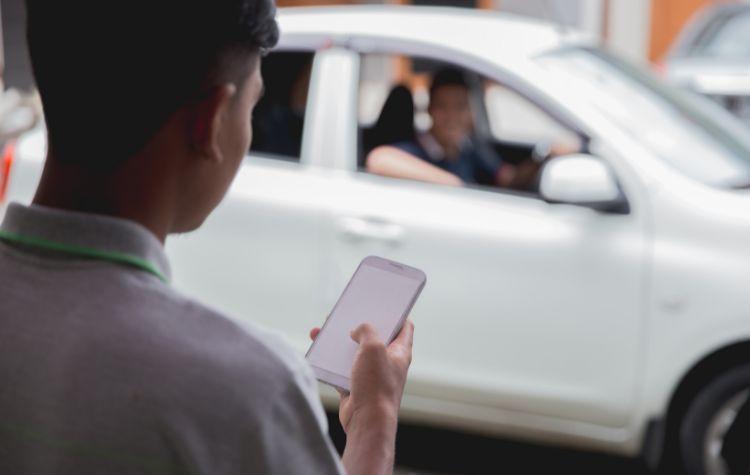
484, 83, 579, 147
249, 51, 314, 162
357, 53, 583, 195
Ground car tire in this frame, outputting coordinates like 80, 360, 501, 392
677, 364, 750, 475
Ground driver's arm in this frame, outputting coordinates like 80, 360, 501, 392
366, 146, 464, 187
497, 140, 583, 190
496, 161, 536, 190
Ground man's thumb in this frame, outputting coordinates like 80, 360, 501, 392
350, 323, 379, 344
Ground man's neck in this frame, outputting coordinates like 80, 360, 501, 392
426, 129, 462, 160
32, 154, 175, 244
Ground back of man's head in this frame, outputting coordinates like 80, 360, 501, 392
26, 0, 279, 170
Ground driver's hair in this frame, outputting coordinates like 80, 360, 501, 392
429, 67, 469, 101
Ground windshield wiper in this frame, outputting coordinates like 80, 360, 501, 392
727, 179, 750, 189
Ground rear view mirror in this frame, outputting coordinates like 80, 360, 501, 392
539, 154, 628, 214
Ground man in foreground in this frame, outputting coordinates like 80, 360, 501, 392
0, 1, 413, 473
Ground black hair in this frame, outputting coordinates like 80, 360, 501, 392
429, 67, 469, 100
25, 0, 279, 169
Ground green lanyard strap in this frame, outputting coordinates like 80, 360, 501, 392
0, 229, 168, 284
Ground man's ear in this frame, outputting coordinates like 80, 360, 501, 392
188, 83, 237, 163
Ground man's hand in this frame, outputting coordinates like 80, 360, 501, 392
309, 320, 415, 475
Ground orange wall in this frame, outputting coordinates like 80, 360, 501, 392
650, 0, 713, 62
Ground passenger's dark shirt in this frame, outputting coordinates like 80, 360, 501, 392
393, 132, 502, 185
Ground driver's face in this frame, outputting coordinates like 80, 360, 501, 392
428, 85, 473, 149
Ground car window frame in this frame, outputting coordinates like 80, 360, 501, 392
246, 46, 318, 166
347, 35, 592, 202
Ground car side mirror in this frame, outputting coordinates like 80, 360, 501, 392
539, 154, 629, 214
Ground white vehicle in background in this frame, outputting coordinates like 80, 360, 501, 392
3, 7, 750, 475
664, 1, 750, 126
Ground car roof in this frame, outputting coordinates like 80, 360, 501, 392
277, 6, 592, 62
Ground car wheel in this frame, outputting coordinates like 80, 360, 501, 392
678, 365, 750, 475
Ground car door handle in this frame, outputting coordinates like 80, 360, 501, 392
337, 217, 404, 245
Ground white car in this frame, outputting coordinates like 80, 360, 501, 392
664, 1, 750, 126
3, 6, 750, 475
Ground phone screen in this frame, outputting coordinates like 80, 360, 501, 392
306, 260, 424, 382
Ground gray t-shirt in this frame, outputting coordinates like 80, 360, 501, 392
0, 203, 344, 475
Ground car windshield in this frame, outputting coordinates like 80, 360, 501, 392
693, 9, 750, 60
536, 46, 750, 189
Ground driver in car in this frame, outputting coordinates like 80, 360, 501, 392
366, 67, 576, 191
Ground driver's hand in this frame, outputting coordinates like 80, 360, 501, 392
309, 320, 414, 433
550, 141, 581, 157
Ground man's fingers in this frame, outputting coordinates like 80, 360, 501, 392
350, 323, 379, 344
391, 320, 414, 349
350, 321, 413, 348
309, 327, 321, 341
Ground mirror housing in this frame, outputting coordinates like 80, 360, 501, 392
539, 154, 629, 214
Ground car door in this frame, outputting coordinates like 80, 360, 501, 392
318, 47, 649, 431
165, 48, 357, 352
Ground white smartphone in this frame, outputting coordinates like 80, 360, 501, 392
305, 256, 426, 392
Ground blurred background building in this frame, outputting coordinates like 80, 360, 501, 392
0, 0, 733, 91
